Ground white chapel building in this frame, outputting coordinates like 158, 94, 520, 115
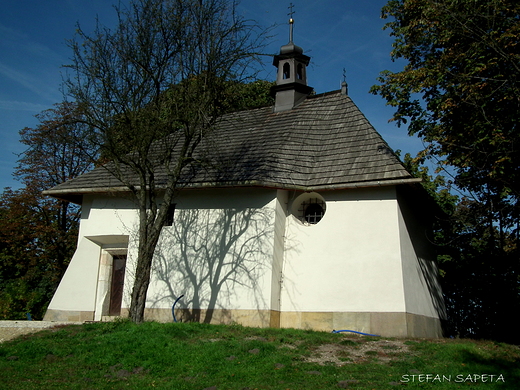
43, 20, 445, 338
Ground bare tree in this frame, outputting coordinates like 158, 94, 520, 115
64, 0, 266, 323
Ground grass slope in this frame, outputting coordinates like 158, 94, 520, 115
0, 320, 519, 389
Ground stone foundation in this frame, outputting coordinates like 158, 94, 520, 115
129, 308, 272, 328
43, 309, 94, 322
43, 308, 443, 338
128, 308, 443, 338
279, 311, 443, 338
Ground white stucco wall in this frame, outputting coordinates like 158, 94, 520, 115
48, 189, 279, 321
46, 237, 102, 312
144, 188, 277, 315
47, 184, 443, 332
79, 195, 139, 238
46, 195, 137, 317
270, 190, 289, 313
281, 187, 406, 314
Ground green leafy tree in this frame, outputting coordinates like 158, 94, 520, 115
224, 80, 275, 111
0, 188, 62, 320
0, 102, 94, 319
439, 198, 520, 341
372, 0, 520, 200
64, 0, 268, 323
373, 0, 520, 342
403, 153, 520, 342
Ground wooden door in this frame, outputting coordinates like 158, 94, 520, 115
109, 255, 127, 316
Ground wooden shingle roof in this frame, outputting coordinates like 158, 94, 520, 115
44, 90, 419, 203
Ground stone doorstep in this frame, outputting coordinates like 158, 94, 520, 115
0, 321, 83, 329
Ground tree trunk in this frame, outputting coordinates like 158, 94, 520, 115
128, 196, 165, 323
128, 184, 178, 323
128, 240, 156, 323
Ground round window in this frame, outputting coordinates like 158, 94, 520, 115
304, 202, 325, 224
291, 192, 326, 226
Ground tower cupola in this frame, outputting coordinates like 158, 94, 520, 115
271, 10, 313, 112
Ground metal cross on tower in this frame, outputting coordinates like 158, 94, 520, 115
288, 3, 295, 42
288, 3, 295, 19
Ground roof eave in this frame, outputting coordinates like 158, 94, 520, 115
42, 177, 422, 204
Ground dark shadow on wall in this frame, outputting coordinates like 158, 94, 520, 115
397, 186, 447, 328
151, 205, 273, 324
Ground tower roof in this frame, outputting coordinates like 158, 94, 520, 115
279, 41, 303, 56
277, 10, 304, 57
271, 12, 312, 112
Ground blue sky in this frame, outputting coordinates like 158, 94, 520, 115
0, 0, 422, 191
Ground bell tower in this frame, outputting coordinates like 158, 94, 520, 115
271, 8, 313, 112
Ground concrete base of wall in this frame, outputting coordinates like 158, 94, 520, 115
279, 311, 443, 338
43, 309, 94, 322
137, 308, 443, 338
121, 308, 273, 328
43, 308, 443, 338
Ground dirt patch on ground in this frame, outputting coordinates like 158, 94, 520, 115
305, 338, 411, 366
0, 321, 82, 344
0, 327, 42, 343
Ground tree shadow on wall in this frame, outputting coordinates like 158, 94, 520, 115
151, 205, 273, 324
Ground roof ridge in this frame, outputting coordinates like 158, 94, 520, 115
306, 89, 342, 99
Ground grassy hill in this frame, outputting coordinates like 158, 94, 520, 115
1, 320, 519, 389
